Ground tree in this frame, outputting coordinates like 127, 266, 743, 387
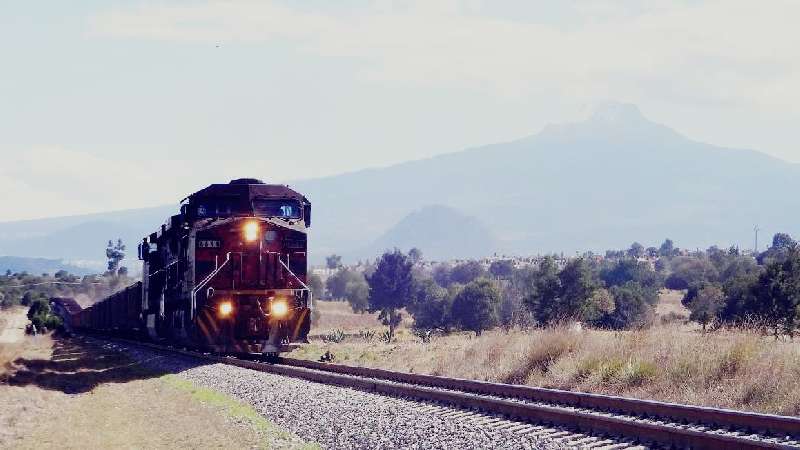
367, 249, 414, 340
758, 233, 798, 265
344, 279, 370, 313
432, 264, 452, 287
27, 297, 61, 331
105, 239, 126, 277
325, 269, 370, 312
307, 273, 325, 300
524, 257, 609, 326
450, 261, 486, 285
584, 288, 615, 323
498, 283, 532, 330
558, 258, 602, 321
719, 271, 760, 324
628, 242, 645, 258
523, 256, 562, 324
22, 291, 44, 306
659, 239, 676, 257
489, 260, 515, 279
751, 249, 800, 338
325, 254, 343, 270
408, 278, 452, 332
600, 258, 662, 298
688, 284, 724, 331
408, 248, 423, 265
665, 257, 718, 291
450, 278, 500, 336
605, 282, 655, 329
325, 269, 363, 299
772, 233, 796, 250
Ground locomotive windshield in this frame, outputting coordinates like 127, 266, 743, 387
195, 201, 244, 218
253, 199, 302, 219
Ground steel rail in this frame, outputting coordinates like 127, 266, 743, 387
92, 337, 799, 449
277, 356, 800, 440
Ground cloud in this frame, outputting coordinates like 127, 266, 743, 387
89, 0, 800, 108
0, 147, 284, 221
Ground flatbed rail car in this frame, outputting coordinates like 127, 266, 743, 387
56, 178, 313, 356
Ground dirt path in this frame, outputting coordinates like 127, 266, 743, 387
0, 308, 28, 344
1, 336, 315, 449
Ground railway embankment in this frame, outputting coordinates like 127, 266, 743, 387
109, 339, 593, 449
0, 328, 314, 449
300, 301, 800, 417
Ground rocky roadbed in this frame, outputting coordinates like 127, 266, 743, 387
115, 342, 633, 450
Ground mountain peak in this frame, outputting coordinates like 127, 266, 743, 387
589, 102, 646, 125
537, 102, 676, 142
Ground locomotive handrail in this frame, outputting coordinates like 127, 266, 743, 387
190, 252, 231, 319
276, 256, 313, 309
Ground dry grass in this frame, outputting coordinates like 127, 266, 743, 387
655, 289, 691, 325
312, 301, 383, 334
294, 322, 800, 416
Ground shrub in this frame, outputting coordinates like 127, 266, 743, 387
322, 329, 346, 343
412, 328, 434, 343
358, 329, 376, 342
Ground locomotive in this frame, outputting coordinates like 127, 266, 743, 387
61, 178, 313, 356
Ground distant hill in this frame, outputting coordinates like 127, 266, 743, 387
357, 205, 495, 261
2, 103, 799, 263
0, 205, 174, 268
294, 103, 800, 258
0, 256, 94, 276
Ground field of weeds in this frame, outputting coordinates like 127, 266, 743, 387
298, 298, 800, 416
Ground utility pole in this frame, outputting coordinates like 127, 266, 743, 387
754, 225, 760, 254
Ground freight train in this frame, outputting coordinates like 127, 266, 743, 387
53, 179, 313, 356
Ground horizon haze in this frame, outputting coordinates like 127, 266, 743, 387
2, 1, 800, 222
2, 103, 798, 268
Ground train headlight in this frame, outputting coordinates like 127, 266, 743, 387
270, 300, 288, 317
218, 301, 233, 317
243, 221, 259, 242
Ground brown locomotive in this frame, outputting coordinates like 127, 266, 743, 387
62, 179, 313, 356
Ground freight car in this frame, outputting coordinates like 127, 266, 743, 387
57, 179, 313, 356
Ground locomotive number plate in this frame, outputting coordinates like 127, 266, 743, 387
198, 239, 221, 248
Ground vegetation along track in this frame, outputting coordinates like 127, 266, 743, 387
95, 336, 800, 449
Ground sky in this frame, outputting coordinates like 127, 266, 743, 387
1, 0, 799, 221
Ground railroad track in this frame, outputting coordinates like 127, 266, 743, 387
91, 336, 800, 449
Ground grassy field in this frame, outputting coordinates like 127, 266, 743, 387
312, 301, 383, 334
0, 320, 317, 449
299, 293, 800, 416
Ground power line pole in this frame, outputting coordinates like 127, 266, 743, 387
754, 225, 760, 254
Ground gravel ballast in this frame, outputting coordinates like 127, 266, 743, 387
110, 342, 623, 449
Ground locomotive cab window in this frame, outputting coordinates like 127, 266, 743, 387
253, 199, 302, 219
195, 201, 242, 218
